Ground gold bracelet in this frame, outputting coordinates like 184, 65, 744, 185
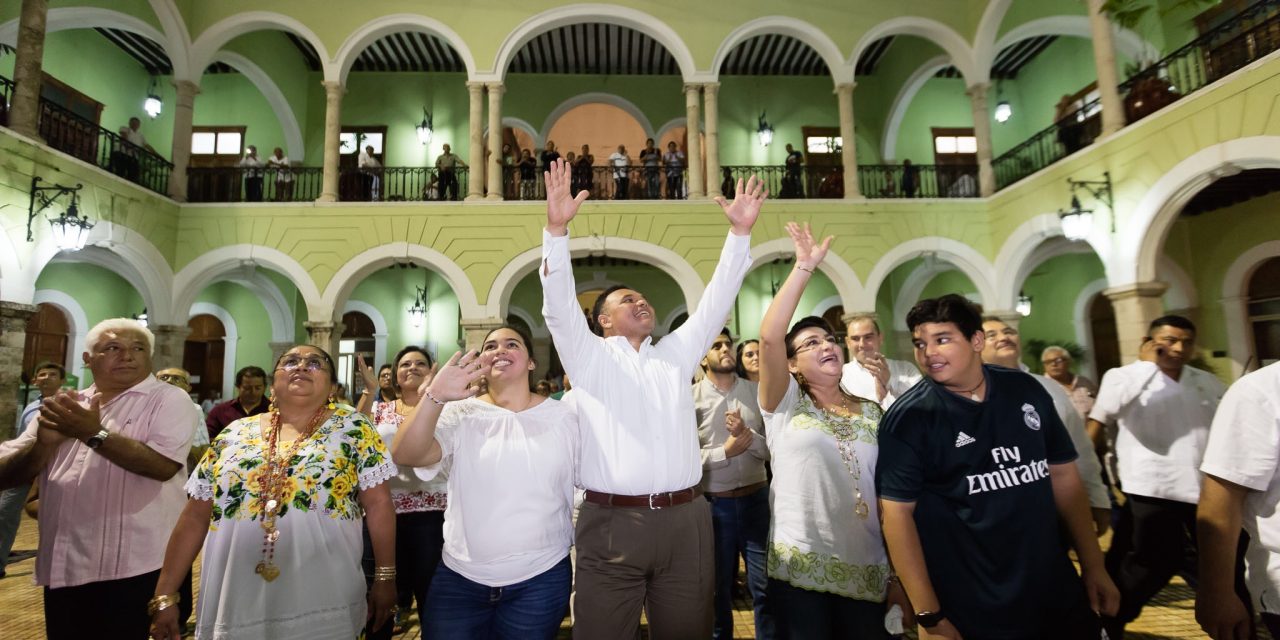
373, 566, 397, 582
147, 593, 181, 617
795, 265, 814, 273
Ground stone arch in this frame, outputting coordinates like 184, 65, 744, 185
32, 289, 90, 384
848, 17, 978, 84
0, 6, 192, 80
656, 117, 691, 141
970, 0, 1013, 77
993, 212, 1112, 310
505, 306, 549, 338
190, 11, 334, 82
1158, 255, 1198, 312
863, 237, 999, 311
343, 299, 390, 371
541, 93, 657, 143
210, 51, 305, 159
812, 295, 843, 317
747, 237, 866, 310
485, 117, 542, 151
1220, 240, 1280, 377
1127, 136, 1280, 284
484, 237, 704, 318
190, 301, 239, 401
321, 243, 482, 322
986, 16, 1157, 72
660, 304, 689, 335
710, 16, 849, 84
890, 262, 976, 331
171, 244, 322, 325
881, 55, 952, 161
491, 4, 698, 81
334, 14, 478, 85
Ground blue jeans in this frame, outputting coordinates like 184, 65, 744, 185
0, 483, 29, 572
424, 555, 570, 640
709, 486, 776, 640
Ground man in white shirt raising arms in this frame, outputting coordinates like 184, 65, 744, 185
540, 158, 764, 638
841, 313, 922, 408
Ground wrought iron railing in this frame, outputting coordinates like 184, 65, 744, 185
0, 75, 12, 128
720, 165, 848, 198
858, 163, 982, 198
187, 166, 324, 202
993, 0, 1280, 191
502, 165, 689, 200
36, 99, 172, 195
335, 166, 470, 202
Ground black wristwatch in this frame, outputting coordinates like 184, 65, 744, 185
916, 609, 946, 628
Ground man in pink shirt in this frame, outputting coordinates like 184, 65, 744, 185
0, 318, 193, 639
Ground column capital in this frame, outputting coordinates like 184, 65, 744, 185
1103, 281, 1168, 302
172, 79, 201, 96
321, 80, 346, 95
834, 81, 856, 93
466, 81, 487, 92
683, 83, 703, 95
485, 81, 505, 93
702, 82, 720, 94
965, 82, 991, 97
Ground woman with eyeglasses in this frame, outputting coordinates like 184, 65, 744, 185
392, 326, 578, 640
149, 345, 398, 640
356, 347, 444, 637
757, 223, 908, 639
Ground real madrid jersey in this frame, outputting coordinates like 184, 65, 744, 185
876, 364, 1086, 639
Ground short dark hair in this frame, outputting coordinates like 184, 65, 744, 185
1149, 314, 1196, 336
272, 347, 338, 383
32, 361, 66, 379
378, 364, 393, 374
784, 316, 836, 359
392, 346, 434, 391
735, 339, 758, 379
906, 294, 983, 339
235, 365, 268, 387
845, 313, 881, 334
482, 324, 537, 366
590, 284, 632, 337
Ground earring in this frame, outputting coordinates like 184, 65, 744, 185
327, 395, 336, 410
268, 398, 277, 414
794, 372, 808, 387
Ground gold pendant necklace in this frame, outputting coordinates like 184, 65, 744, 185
255, 405, 327, 582
814, 394, 871, 520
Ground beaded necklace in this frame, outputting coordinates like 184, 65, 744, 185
255, 405, 328, 582
812, 393, 871, 520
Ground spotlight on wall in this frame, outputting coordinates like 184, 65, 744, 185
416, 108, 434, 146
1015, 294, 1033, 317
144, 77, 162, 119
28, 177, 94, 251
756, 112, 774, 148
1058, 171, 1114, 240
994, 100, 1013, 123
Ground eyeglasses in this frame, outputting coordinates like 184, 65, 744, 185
794, 335, 837, 354
1042, 357, 1069, 365
278, 356, 329, 372
157, 373, 188, 384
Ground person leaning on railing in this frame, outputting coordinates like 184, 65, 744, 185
267, 147, 293, 202
663, 141, 685, 199
435, 144, 465, 202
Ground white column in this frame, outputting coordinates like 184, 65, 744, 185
1086, 0, 1127, 136
318, 81, 344, 202
684, 84, 704, 198
8, 0, 48, 140
485, 82, 505, 200
704, 82, 721, 199
168, 80, 200, 201
465, 81, 486, 201
836, 82, 860, 198
1105, 282, 1169, 363
966, 82, 996, 197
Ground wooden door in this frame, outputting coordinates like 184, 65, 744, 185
801, 126, 843, 198
184, 314, 226, 402
23, 303, 69, 376
1088, 293, 1121, 378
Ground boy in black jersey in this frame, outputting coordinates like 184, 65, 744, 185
876, 294, 1118, 639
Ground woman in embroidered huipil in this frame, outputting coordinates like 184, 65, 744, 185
150, 345, 397, 640
757, 223, 910, 638
357, 345, 447, 636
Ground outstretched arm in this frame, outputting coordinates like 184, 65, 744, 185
545, 157, 589, 237
713, 176, 766, 236
392, 350, 490, 467
540, 159, 599, 374
758, 222, 832, 412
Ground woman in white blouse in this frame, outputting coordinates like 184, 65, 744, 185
758, 223, 910, 639
392, 326, 577, 640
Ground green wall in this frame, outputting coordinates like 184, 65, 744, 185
894, 76, 972, 165
732, 263, 838, 340
193, 73, 287, 157
194, 281, 274, 374
1018, 251, 1107, 359
34, 262, 146, 387
349, 266, 463, 363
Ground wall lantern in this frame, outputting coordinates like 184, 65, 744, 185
407, 286, 428, 328
994, 100, 1013, 123
416, 108, 434, 146
144, 78, 162, 119
29, 177, 94, 252
1058, 171, 1113, 240
1015, 294, 1032, 317
133, 308, 150, 328
756, 112, 774, 148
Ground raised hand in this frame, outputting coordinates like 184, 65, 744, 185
785, 221, 833, 271
713, 175, 767, 236
356, 355, 378, 393
544, 157, 589, 236
421, 350, 495, 403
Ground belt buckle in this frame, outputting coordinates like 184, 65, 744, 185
649, 493, 663, 510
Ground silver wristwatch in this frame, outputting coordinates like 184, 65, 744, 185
85, 428, 110, 449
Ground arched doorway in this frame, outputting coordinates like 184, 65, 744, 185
23, 303, 70, 381
1088, 293, 1121, 376
185, 314, 226, 404
546, 101, 652, 199
339, 311, 376, 405
1247, 257, 1280, 367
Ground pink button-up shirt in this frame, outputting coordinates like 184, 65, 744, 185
0, 375, 193, 588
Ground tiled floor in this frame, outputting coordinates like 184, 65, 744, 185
0, 514, 1261, 639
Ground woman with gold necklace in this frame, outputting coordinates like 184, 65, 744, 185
757, 223, 910, 639
357, 346, 444, 637
149, 345, 397, 640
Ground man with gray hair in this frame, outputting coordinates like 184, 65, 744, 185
1041, 345, 1098, 419
841, 313, 922, 408
0, 318, 193, 639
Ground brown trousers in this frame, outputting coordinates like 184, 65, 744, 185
572, 497, 714, 639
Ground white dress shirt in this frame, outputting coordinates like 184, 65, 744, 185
1032, 373, 1108, 509
540, 228, 752, 495
840, 357, 922, 409
1200, 362, 1280, 612
1090, 360, 1225, 504
693, 376, 768, 493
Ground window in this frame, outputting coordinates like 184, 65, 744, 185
191, 127, 245, 157
934, 135, 977, 154
805, 136, 842, 154
340, 130, 385, 155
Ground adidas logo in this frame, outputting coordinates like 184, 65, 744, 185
955, 431, 976, 448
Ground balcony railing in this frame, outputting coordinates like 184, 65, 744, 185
502, 165, 689, 201
187, 166, 324, 202
0, 76, 12, 128
858, 164, 981, 198
36, 99, 173, 195
720, 165, 850, 198
993, 0, 1280, 191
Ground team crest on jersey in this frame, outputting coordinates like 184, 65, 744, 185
1021, 403, 1041, 430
